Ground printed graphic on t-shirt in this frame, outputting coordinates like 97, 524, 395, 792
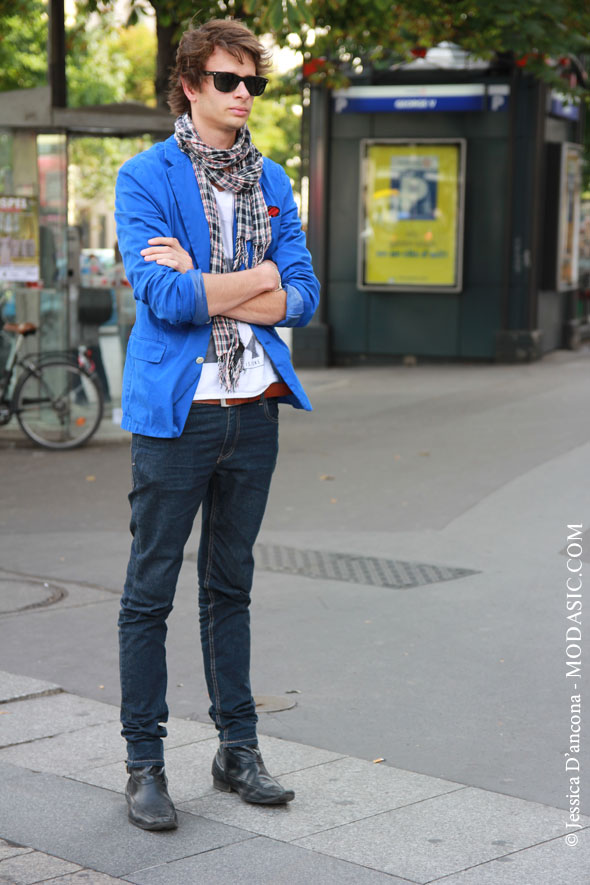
242, 332, 264, 369
204, 326, 264, 369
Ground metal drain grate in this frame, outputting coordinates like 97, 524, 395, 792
253, 544, 478, 589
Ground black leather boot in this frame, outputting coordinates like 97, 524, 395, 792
212, 745, 295, 805
125, 765, 178, 830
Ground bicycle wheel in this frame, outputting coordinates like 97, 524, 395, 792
14, 360, 104, 450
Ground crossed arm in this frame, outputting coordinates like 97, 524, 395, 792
141, 236, 287, 326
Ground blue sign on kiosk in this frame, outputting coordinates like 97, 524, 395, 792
549, 92, 580, 121
333, 84, 510, 115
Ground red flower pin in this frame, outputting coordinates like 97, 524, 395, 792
267, 206, 280, 217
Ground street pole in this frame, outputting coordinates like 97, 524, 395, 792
49, 0, 67, 108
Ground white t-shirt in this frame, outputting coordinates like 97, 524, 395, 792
193, 188, 281, 401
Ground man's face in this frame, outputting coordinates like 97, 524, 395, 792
183, 46, 257, 144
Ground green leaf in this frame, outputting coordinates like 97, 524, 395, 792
268, 0, 285, 34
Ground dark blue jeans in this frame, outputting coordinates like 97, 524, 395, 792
119, 398, 279, 768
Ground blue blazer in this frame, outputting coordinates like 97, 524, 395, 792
114, 134, 320, 437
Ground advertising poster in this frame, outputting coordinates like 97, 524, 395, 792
0, 195, 40, 282
359, 140, 465, 291
557, 144, 582, 291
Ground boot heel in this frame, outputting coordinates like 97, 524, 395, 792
213, 777, 233, 792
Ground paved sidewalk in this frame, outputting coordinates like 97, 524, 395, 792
0, 670, 588, 885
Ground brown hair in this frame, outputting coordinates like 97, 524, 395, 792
167, 19, 272, 117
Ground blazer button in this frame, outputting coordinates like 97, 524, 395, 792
196, 356, 204, 364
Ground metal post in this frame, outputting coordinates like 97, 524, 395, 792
306, 84, 330, 325
292, 83, 331, 366
527, 78, 546, 332
49, 0, 67, 108
500, 65, 518, 333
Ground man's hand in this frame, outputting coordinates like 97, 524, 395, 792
141, 238, 194, 274
259, 260, 282, 292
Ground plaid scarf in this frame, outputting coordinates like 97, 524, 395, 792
174, 113, 271, 392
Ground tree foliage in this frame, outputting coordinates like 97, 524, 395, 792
79, 0, 310, 108
4, 0, 587, 107
293, 0, 589, 100
66, 14, 156, 107
0, 1, 157, 105
248, 74, 301, 186
118, 23, 157, 106
69, 0, 589, 121
69, 135, 152, 205
0, 0, 48, 91
67, 15, 132, 106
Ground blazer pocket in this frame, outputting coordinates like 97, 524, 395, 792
128, 336, 166, 363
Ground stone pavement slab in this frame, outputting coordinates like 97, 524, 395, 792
436, 826, 590, 884
0, 850, 81, 883
0, 762, 254, 879
124, 836, 414, 885
0, 716, 215, 777
73, 738, 218, 801
0, 670, 61, 704
180, 756, 462, 841
73, 732, 343, 804
49, 873, 129, 884
0, 694, 119, 749
50, 873, 129, 884
0, 838, 33, 862
294, 786, 590, 883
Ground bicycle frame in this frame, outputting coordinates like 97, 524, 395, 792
0, 327, 26, 402
0, 322, 98, 425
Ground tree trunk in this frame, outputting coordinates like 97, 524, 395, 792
155, 17, 179, 110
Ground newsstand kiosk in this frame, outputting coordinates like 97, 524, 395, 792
296, 60, 585, 366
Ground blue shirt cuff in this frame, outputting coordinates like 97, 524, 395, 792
276, 283, 304, 327
189, 269, 211, 325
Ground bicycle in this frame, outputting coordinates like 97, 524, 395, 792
0, 319, 104, 450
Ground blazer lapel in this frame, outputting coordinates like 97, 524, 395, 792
164, 138, 211, 272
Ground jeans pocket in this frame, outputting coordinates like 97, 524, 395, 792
130, 432, 158, 490
262, 398, 279, 424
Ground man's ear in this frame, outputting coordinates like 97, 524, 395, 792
181, 77, 199, 103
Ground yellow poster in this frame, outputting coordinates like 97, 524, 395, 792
0, 196, 40, 282
557, 144, 581, 290
361, 141, 463, 290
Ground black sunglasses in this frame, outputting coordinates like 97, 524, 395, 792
202, 71, 268, 97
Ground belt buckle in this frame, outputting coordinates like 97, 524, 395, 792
220, 398, 230, 407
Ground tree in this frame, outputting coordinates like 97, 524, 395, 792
80, 0, 311, 108
0, 1, 157, 105
0, 0, 48, 91
66, 13, 157, 107
3, 0, 588, 107
84, 0, 589, 106
248, 74, 302, 187
294, 0, 589, 101
67, 13, 132, 106
118, 23, 157, 106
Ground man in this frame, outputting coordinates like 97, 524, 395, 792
114, 19, 319, 831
